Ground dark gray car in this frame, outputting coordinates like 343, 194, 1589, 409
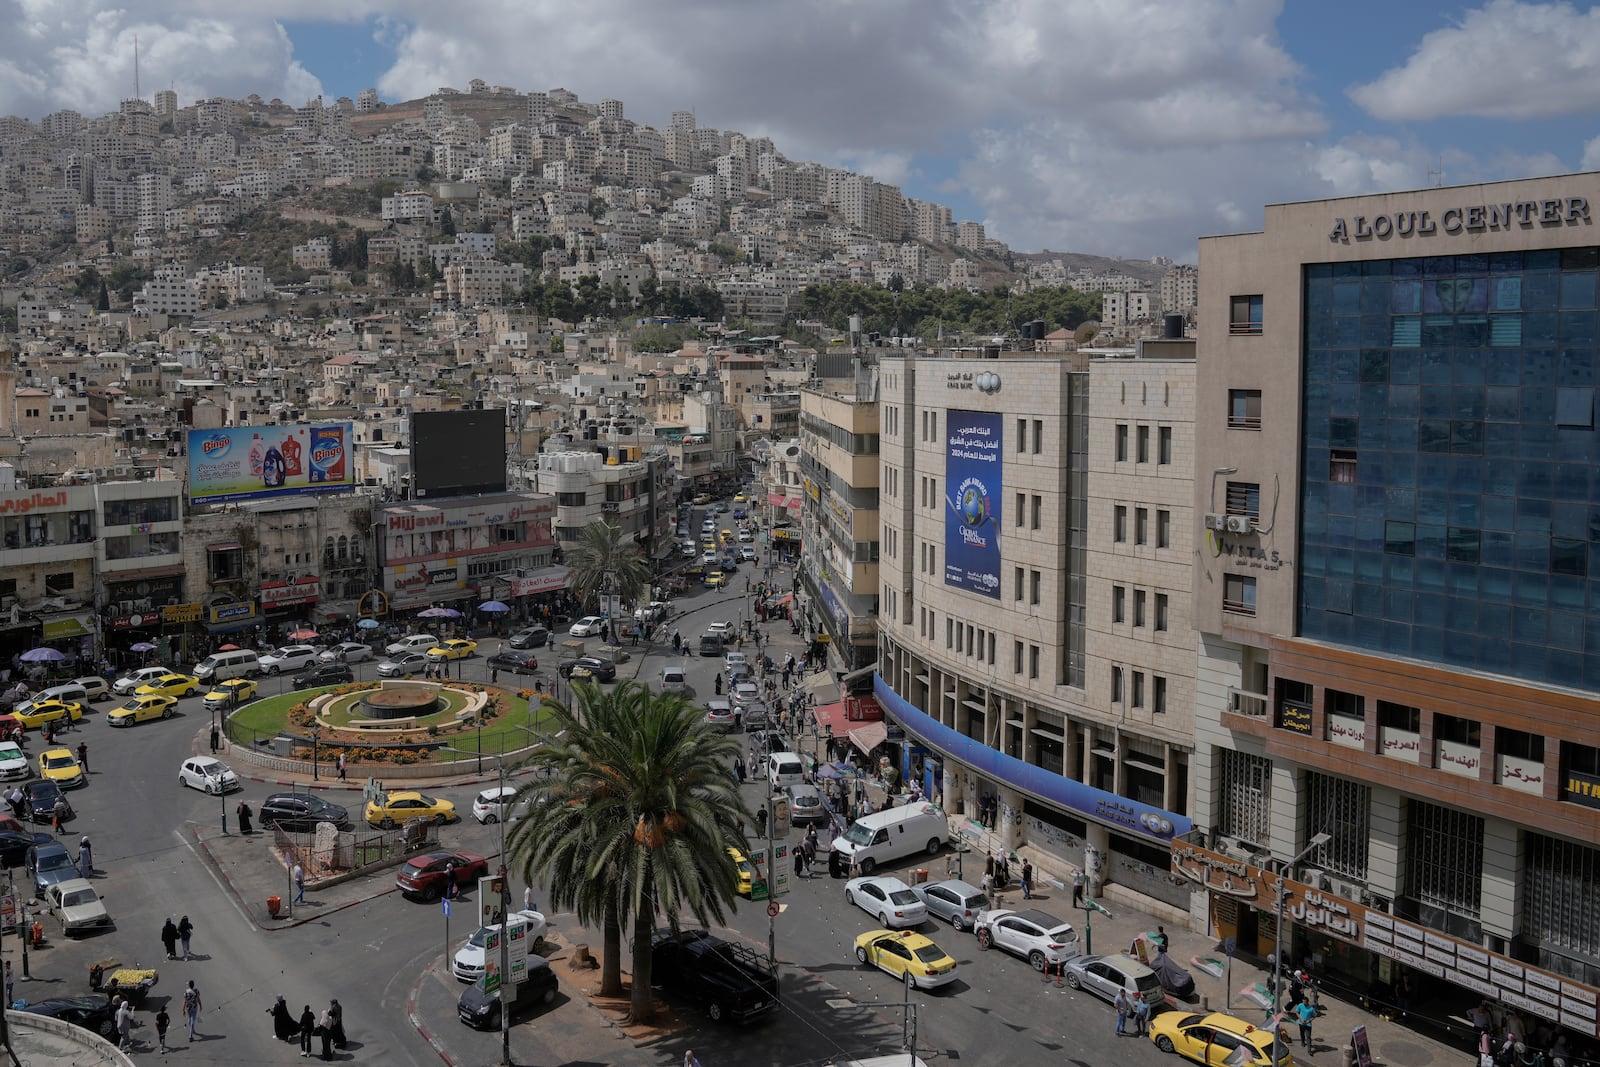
259, 792, 351, 832
783, 784, 828, 826
913, 878, 989, 932
31, 842, 77, 898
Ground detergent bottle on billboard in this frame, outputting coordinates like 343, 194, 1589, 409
247, 433, 265, 477
262, 446, 286, 488
280, 433, 303, 478
308, 425, 346, 484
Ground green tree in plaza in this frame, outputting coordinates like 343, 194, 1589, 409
506, 681, 747, 1022
566, 520, 650, 616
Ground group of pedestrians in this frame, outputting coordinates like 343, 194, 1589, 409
160, 915, 195, 960
269, 994, 346, 1059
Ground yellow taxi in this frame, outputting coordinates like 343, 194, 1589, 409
426, 639, 478, 661
733, 493, 748, 503
364, 790, 457, 828
704, 571, 726, 588
108, 693, 177, 726
719, 528, 734, 544
203, 678, 258, 712
854, 929, 959, 989
37, 747, 86, 788
12, 698, 84, 731
726, 847, 756, 896
1150, 1011, 1296, 1067
134, 673, 201, 699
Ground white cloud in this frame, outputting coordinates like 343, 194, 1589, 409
1581, 135, 1600, 171
1349, 0, 1600, 121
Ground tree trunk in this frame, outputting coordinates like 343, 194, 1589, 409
599, 900, 623, 997
626, 905, 656, 1025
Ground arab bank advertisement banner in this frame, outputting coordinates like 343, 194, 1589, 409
187, 423, 356, 505
944, 409, 1002, 598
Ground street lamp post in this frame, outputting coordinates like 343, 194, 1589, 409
442, 745, 513, 1067
1272, 832, 1332, 1067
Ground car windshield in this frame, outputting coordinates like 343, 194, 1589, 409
61, 890, 94, 907
842, 821, 875, 846
271, 648, 295, 657
913, 945, 948, 964
43, 755, 72, 770
468, 927, 493, 948
38, 853, 71, 872
0, 745, 20, 760
889, 890, 920, 905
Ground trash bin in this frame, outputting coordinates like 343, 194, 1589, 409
267, 895, 282, 918
913, 868, 929, 885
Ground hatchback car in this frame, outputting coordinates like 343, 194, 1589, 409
30, 842, 78, 897
376, 652, 430, 678
568, 616, 606, 637
38, 749, 85, 789
846, 876, 928, 929
704, 701, 736, 731
133, 673, 200, 699
1149, 1011, 1296, 1067
507, 627, 550, 650
108, 693, 176, 726
202, 678, 257, 712
701, 550, 719, 566
660, 665, 689, 694
740, 546, 757, 561
395, 850, 488, 901
292, 662, 354, 688
976, 908, 1081, 972
914, 879, 989, 932
258, 792, 351, 832
723, 652, 749, 675
784, 784, 828, 826
1062, 952, 1167, 1010
731, 682, 762, 709
0, 829, 50, 870
366, 790, 457, 828
488, 651, 540, 676
471, 786, 528, 825
259, 645, 319, 674
456, 955, 559, 1029
179, 756, 240, 795
320, 642, 375, 663
854, 929, 958, 990
18, 993, 116, 1038
112, 667, 171, 695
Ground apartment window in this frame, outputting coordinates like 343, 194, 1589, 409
1014, 566, 1025, 602
1136, 425, 1150, 463
1228, 389, 1262, 429
987, 633, 996, 664
45, 571, 74, 591
1016, 417, 1027, 453
1229, 294, 1263, 335
946, 618, 954, 649
1014, 640, 1024, 674
1155, 593, 1169, 631
1132, 671, 1145, 708
1158, 426, 1172, 465
1225, 482, 1261, 519
1135, 507, 1148, 545
1223, 573, 1257, 616
1153, 676, 1167, 714
1032, 419, 1043, 454
1157, 509, 1171, 548
1029, 645, 1040, 680
1115, 424, 1129, 461
1134, 589, 1146, 627
1114, 505, 1127, 542
1015, 492, 1025, 527
1330, 449, 1358, 484
1113, 585, 1126, 623
1111, 666, 1124, 704
1029, 569, 1041, 606
207, 545, 244, 582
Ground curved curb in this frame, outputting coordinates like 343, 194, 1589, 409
406, 962, 460, 1067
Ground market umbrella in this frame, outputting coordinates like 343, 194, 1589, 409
218, 643, 242, 652
477, 600, 511, 613
816, 762, 857, 781
418, 607, 461, 619
289, 628, 319, 640
356, 618, 380, 630
19, 647, 65, 663
130, 642, 157, 653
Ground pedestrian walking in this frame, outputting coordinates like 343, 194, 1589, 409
523, 884, 535, 912
76, 740, 88, 772
161, 916, 179, 959
684, 1051, 702, 1067
491, 665, 499, 683
1073, 869, 1086, 907
209, 721, 220, 753
1114, 990, 1131, 1035
116, 995, 134, 1051
794, 845, 806, 879
445, 859, 457, 899
755, 804, 768, 836
1152, 924, 1170, 954
1296, 996, 1316, 1050
155, 1005, 171, 1051
337, 752, 346, 780
237, 800, 253, 834
1020, 860, 1034, 899
5, 959, 13, 1007
319, 1006, 336, 1060
270, 995, 296, 1041
178, 914, 193, 958
51, 794, 67, 833
299, 1003, 315, 1056
293, 862, 305, 903
77, 836, 92, 877
183, 980, 202, 1040
327, 999, 346, 1050
6, 786, 22, 820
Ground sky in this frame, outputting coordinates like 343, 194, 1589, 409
1, 0, 1597, 261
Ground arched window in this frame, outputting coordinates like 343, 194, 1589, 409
324, 536, 335, 560
337, 535, 349, 561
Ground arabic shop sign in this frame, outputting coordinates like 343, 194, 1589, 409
1170, 843, 1363, 945
1327, 712, 1367, 750
1329, 198, 1591, 243
1499, 753, 1545, 796
1275, 701, 1313, 735
1381, 726, 1422, 764
1563, 769, 1600, 811
1437, 739, 1481, 780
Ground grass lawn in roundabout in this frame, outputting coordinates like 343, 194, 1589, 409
223, 681, 552, 765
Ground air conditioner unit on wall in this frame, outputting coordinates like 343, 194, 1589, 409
1204, 513, 1226, 531
1225, 514, 1254, 534
1330, 878, 1364, 901
1300, 868, 1331, 891
1215, 835, 1256, 861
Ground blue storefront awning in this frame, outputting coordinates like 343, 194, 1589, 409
872, 673, 1193, 845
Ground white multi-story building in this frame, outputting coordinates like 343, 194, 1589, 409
1158, 265, 1198, 317
380, 189, 437, 226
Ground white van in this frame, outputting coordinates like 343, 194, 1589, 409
830, 803, 948, 876
768, 751, 806, 789
386, 633, 439, 656
195, 649, 261, 682
34, 682, 92, 709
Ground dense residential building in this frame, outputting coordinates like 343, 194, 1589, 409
1189, 173, 1600, 1025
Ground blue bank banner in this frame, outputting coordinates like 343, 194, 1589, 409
944, 409, 1002, 598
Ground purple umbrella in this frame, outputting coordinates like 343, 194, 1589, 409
418, 607, 462, 619
477, 601, 511, 613
19, 647, 66, 663
130, 642, 157, 653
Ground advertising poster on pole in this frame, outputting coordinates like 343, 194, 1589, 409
943, 410, 1003, 598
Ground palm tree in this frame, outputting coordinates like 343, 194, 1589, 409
565, 520, 650, 618
507, 680, 747, 1023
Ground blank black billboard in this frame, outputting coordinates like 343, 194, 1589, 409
411, 410, 507, 498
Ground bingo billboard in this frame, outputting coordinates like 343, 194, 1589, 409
187, 423, 355, 505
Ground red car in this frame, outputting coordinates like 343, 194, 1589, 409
395, 850, 489, 902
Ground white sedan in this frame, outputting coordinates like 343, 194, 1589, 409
0, 741, 27, 781
112, 666, 171, 695
451, 910, 547, 982
320, 642, 375, 663
179, 756, 241, 795
707, 620, 735, 637
845, 876, 928, 929
48, 878, 112, 935
569, 616, 606, 637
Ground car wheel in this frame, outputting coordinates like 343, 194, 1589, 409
903, 969, 915, 987
1066, 972, 1082, 990
184, 687, 197, 698
950, 913, 966, 932
532, 935, 545, 953
859, 858, 876, 876
706, 1001, 726, 1023
879, 911, 891, 927
844, 890, 855, 907
483, 813, 498, 824
422, 884, 440, 903
162, 706, 173, 719
855, 945, 868, 965
1028, 950, 1047, 973
267, 665, 279, 675
977, 928, 992, 950
539, 986, 555, 1006
1157, 1036, 1176, 1053
434, 813, 448, 826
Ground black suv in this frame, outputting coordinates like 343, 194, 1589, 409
558, 656, 616, 681
258, 792, 351, 832
293, 663, 354, 688
457, 956, 559, 1029
507, 627, 549, 650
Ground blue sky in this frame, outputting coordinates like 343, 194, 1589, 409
2, 1, 1596, 258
